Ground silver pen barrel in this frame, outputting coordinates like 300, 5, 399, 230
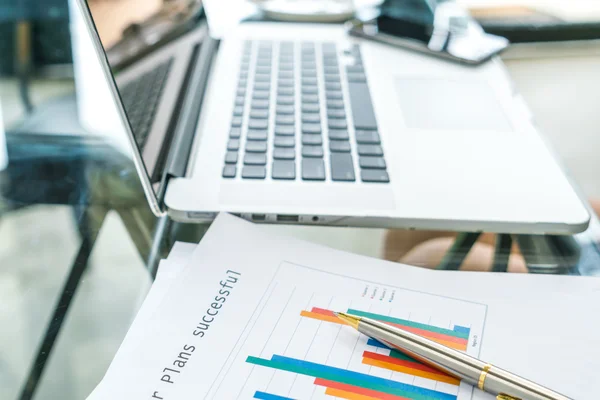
358, 317, 571, 400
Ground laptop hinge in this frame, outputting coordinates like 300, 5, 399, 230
162, 34, 219, 182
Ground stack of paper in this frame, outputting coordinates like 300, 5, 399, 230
89, 214, 600, 400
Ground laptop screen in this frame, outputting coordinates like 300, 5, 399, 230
81, 0, 205, 186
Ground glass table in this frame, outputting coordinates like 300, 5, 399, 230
1, 6, 600, 400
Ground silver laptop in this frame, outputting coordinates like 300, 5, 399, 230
79, 0, 590, 234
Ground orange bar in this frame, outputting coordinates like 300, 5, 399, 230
325, 387, 379, 400
314, 378, 410, 400
362, 351, 442, 375
300, 311, 342, 324
362, 358, 460, 385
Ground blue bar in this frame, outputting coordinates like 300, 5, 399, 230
453, 325, 470, 335
269, 355, 456, 400
366, 338, 390, 349
253, 391, 294, 400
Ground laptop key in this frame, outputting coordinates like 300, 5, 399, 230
255, 66, 271, 74
250, 109, 269, 119
276, 115, 295, 125
227, 139, 240, 151
302, 145, 323, 158
235, 97, 245, 106
328, 119, 347, 129
273, 148, 296, 160
272, 160, 296, 180
330, 153, 356, 181
277, 96, 295, 105
247, 129, 268, 140
355, 130, 381, 144
246, 141, 267, 153
279, 71, 294, 79
361, 169, 390, 183
254, 82, 270, 91
222, 165, 236, 178
359, 156, 386, 169
225, 152, 238, 164
302, 86, 318, 95
347, 81, 378, 129
244, 153, 267, 165
254, 74, 271, 82
276, 105, 295, 115
233, 106, 244, 116
326, 99, 344, 109
302, 77, 318, 86
278, 79, 294, 87
302, 134, 322, 145
277, 87, 294, 96
346, 64, 364, 73
325, 82, 342, 91
252, 99, 270, 109
324, 74, 340, 82
330, 140, 351, 153
302, 113, 321, 123
248, 119, 268, 129
275, 125, 295, 136
242, 166, 266, 179
357, 144, 383, 156
327, 109, 346, 119
325, 91, 343, 100
347, 72, 367, 83
302, 103, 320, 113
274, 136, 295, 148
252, 91, 270, 100
328, 129, 349, 140
302, 158, 326, 181
302, 123, 322, 134
230, 127, 242, 139
302, 94, 319, 104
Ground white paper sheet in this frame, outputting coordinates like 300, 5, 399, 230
90, 214, 600, 400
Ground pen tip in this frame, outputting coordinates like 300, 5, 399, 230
335, 312, 361, 330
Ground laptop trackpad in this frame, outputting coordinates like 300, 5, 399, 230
395, 77, 513, 132
219, 183, 396, 210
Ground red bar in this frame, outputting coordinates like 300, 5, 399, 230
362, 351, 447, 375
310, 307, 337, 317
314, 378, 410, 400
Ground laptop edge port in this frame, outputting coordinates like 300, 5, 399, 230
276, 214, 299, 222
251, 214, 267, 221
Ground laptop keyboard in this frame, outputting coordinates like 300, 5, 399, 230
222, 40, 390, 183
120, 58, 173, 149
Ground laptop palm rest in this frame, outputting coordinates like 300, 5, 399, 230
219, 183, 396, 210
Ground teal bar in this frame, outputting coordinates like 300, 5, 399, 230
246, 355, 456, 400
346, 309, 469, 339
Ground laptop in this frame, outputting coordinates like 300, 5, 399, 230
78, 0, 590, 234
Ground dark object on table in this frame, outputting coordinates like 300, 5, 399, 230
348, 0, 509, 65
471, 6, 600, 43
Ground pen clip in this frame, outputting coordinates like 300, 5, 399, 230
497, 394, 521, 400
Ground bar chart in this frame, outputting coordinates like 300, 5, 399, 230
207, 262, 487, 400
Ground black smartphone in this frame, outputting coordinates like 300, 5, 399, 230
347, 0, 509, 65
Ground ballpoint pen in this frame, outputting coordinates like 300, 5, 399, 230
335, 312, 571, 400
